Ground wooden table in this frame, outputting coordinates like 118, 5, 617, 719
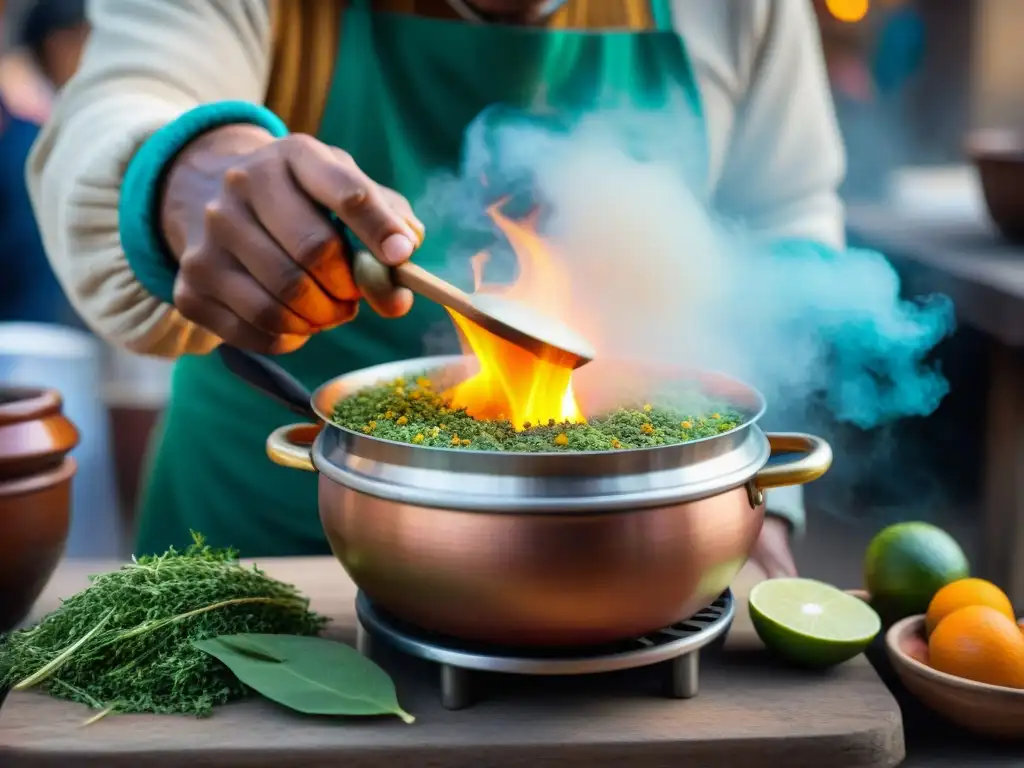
847, 198, 1024, 607
0, 558, 905, 768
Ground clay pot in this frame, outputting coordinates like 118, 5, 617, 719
0, 387, 79, 632
966, 129, 1024, 244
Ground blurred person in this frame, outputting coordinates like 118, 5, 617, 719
872, 0, 925, 96
28, 0, 855, 578
19, 0, 89, 92
0, 0, 87, 325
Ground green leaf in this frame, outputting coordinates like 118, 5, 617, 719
213, 635, 285, 663
193, 634, 415, 723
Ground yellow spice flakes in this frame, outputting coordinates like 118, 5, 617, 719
681, 420, 693, 429
554, 433, 569, 446
611, 439, 622, 449
412, 433, 425, 443
394, 378, 406, 387
643, 404, 653, 412
461, 439, 471, 447
711, 412, 721, 419
450, 435, 461, 446
416, 377, 432, 389
410, 390, 421, 400
641, 423, 654, 435
396, 416, 408, 425
384, 410, 394, 419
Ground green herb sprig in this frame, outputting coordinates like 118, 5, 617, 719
0, 533, 327, 718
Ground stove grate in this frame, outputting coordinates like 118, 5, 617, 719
355, 590, 734, 710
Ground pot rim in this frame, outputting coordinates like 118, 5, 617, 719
0, 387, 63, 427
298, 355, 793, 514
0, 456, 77, 498
309, 354, 768, 459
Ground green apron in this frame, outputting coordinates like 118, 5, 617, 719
135, 0, 704, 557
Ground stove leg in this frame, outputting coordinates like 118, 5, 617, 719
669, 651, 699, 698
440, 664, 473, 710
356, 622, 374, 658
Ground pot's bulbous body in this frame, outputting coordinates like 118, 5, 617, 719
320, 480, 762, 646
267, 355, 832, 647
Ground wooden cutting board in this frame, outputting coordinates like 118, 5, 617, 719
0, 558, 905, 768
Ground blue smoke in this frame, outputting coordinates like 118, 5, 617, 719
418, 106, 957, 430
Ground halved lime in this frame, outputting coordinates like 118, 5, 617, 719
749, 578, 882, 668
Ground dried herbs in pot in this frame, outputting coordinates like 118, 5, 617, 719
332, 373, 745, 452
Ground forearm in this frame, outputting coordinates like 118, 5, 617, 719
27, 0, 273, 358
765, 486, 805, 537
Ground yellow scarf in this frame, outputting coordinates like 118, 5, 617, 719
264, 0, 655, 135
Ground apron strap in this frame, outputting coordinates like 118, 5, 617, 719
648, 0, 674, 31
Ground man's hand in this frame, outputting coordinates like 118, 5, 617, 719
749, 516, 798, 578
161, 126, 424, 355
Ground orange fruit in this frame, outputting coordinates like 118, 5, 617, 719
925, 578, 1015, 636
928, 605, 1024, 689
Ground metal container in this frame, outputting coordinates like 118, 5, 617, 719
261, 354, 832, 647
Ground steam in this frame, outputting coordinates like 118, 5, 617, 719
418, 106, 956, 430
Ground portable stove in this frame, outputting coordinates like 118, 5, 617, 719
355, 590, 735, 710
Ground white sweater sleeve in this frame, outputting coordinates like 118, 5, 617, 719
27, 0, 273, 357
713, 0, 847, 250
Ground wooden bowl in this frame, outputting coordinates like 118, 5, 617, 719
966, 129, 1024, 243
885, 614, 1024, 739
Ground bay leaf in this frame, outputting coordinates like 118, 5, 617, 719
193, 634, 415, 723
213, 635, 286, 663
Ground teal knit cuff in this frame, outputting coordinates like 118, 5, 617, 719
118, 101, 289, 304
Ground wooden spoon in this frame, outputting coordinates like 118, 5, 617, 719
392, 259, 595, 370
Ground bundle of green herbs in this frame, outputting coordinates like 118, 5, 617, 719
332, 373, 746, 452
0, 533, 327, 718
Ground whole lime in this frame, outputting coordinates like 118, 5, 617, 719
749, 578, 881, 667
864, 522, 969, 619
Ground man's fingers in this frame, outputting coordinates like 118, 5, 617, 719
282, 135, 421, 266
204, 198, 353, 329
173, 278, 310, 356
181, 246, 321, 337
360, 165, 425, 245
352, 250, 414, 319
226, 160, 360, 303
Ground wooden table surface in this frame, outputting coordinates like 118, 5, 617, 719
0, 558, 904, 768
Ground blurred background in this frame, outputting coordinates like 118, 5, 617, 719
0, 0, 1022, 587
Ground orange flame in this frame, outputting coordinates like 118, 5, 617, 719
445, 204, 584, 430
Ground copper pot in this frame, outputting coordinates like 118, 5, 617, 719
0, 387, 79, 631
232, 352, 831, 647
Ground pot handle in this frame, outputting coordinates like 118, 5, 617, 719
754, 433, 833, 490
266, 423, 321, 473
